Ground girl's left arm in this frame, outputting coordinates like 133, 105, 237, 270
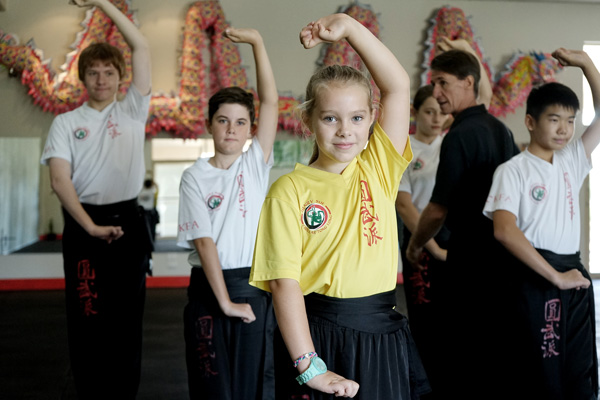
269, 278, 359, 397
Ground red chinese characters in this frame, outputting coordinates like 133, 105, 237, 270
541, 298, 561, 358
360, 180, 382, 246
77, 259, 98, 317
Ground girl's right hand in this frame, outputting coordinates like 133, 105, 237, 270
307, 371, 359, 398
300, 13, 352, 49
221, 301, 256, 323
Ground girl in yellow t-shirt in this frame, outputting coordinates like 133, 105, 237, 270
250, 13, 428, 399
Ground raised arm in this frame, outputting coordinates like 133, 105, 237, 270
224, 28, 278, 162
74, 0, 151, 94
493, 210, 590, 290
300, 13, 410, 154
437, 37, 492, 109
552, 48, 600, 158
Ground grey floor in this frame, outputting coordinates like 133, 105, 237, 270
0, 287, 189, 400
1, 282, 598, 399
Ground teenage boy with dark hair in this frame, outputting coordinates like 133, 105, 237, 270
484, 48, 600, 400
40, 0, 151, 398
177, 27, 278, 399
405, 49, 520, 398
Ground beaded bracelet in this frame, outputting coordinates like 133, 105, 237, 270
293, 352, 318, 368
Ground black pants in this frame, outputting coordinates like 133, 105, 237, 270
274, 291, 430, 400
401, 227, 447, 398
62, 199, 151, 400
184, 267, 275, 400
514, 250, 598, 400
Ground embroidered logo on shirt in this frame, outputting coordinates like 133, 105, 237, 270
206, 193, 224, 210
530, 184, 547, 202
73, 127, 89, 140
412, 157, 425, 171
107, 115, 121, 139
564, 172, 575, 220
301, 202, 331, 232
237, 172, 247, 218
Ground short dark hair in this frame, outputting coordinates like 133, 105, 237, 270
208, 87, 256, 124
431, 50, 480, 97
78, 43, 126, 82
412, 85, 434, 111
526, 82, 580, 121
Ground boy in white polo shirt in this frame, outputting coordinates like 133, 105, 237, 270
176, 27, 278, 399
484, 48, 600, 399
40, 0, 151, 398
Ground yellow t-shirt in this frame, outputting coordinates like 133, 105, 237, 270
250, 123, 412, 298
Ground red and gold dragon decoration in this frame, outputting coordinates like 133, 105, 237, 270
0, 2, 562, 138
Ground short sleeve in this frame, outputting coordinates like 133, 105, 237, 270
250, 179, 303, 292
41, 116, 72, 165
482, 162, 521, 220
398, 168, 412, 194
176, 168, 213, 248
430, 131, 467, 207
361, 122, 413, 199
569, 138, 592, 187
244, 139, 274, 186
120, 85, 151, 123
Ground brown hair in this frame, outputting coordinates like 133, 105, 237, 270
300, 65, 375, 164
78, 43, 126, 82
431, 50, 480, 97
208, 87, 256, 125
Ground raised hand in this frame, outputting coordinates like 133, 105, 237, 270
299, 14, 352, 49
436, 36, 475, 55
70, 0, 100, 8
224, 27, 261, 46
552, 48, 592, 69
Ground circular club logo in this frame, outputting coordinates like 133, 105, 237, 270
530, 185, 547, 202
412, 157, 425, 171
302, 203, 330, 231
206, 193, 224, 210
73, 127, 89, 140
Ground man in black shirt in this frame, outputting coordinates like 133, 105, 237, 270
406, 50, 520, 399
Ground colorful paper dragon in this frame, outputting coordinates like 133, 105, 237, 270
0, 2, 562, 138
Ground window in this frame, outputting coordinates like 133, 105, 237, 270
583, 43, 600, 273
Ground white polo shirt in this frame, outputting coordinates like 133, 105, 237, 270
177, 141, 273, 270
483, 138, 591, 254
398, 135, 442, 212
41, 87, 150, 205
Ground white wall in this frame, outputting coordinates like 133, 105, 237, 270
1, 0, 599, 276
